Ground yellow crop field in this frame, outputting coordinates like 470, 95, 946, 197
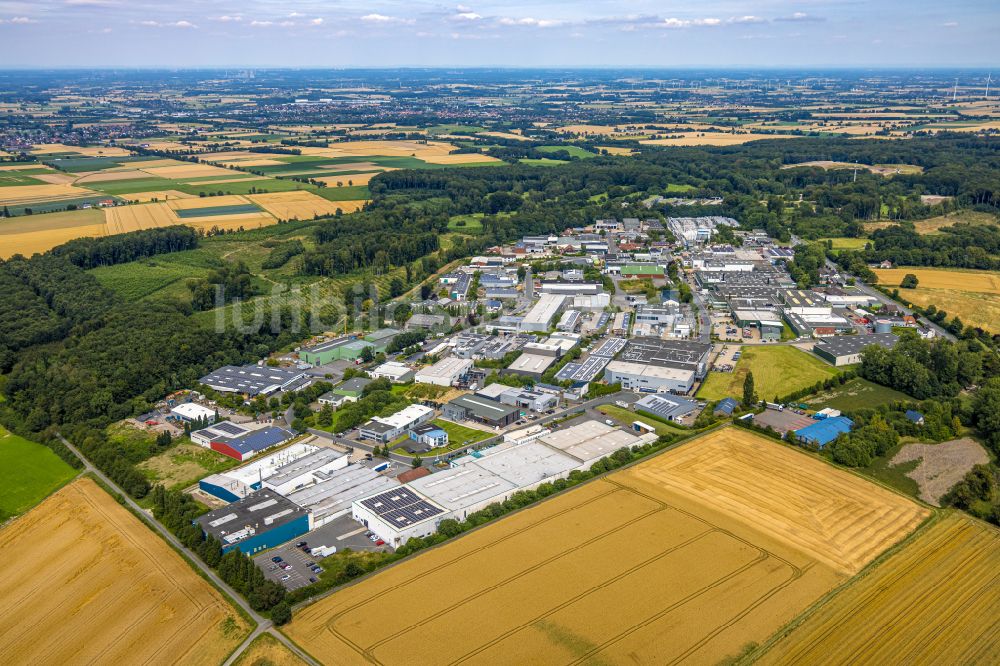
141, 163, 235, 179
125, 189, 197, 203
641, 133, 800, 146
104, 202, 178, 233
875, 267, 1000, 332
168, 194, 251, 210
0, 209, 106, 258
31, 143, 132, 157
421, 153, 503, 165
313, 172, 382, 187
759, 513, 1000, 665
234, 634, 307, 666
249, 191, 357, 220
285, 429, 927, 665
0, 183, 98, 206
74, 169, 149, 183
0, 478, 250, 664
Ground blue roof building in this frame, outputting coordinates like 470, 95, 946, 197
210, 426, 297, 462
713, 397, 739, 416
795, 416, 854, 448
904, 410, 925, 425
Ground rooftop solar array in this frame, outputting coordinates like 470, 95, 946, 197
359, 487, 444, 527
555, 355, 611, 382
591, 337, 627, 358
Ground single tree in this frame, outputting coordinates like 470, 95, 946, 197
743, 371, 757, 408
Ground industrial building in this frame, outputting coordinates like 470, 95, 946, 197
442, 394, 519, 428
732, 309, 784, 341
505, 351, 558, 377
538, 420, 655, 467
813, 333, 899, 366
604, 338, 711, 394
358, 404, 434, 443
199, 364, 312, 397
262, 447, 349, 495
207, 426, 298, 462
407, 464, 518, 521
795, 416, 854, 448
405, 313, 447, 331
198, 488, 310, 554
369, 361, 415, 384
496, 387, 558, 412
170, 402, 216, 423
298, 336, 375, 365
633, 394, 701, 422
407, 423, 449, 452
287, 465, 399, 528
554, 355, 611, 382
414, 357, 473, 387
199, 443, 320, 502
191, 420, 254, 448
352, 486, 448, 548
520, 293, 567, 332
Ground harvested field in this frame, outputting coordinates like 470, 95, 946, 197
142, 163, 235, 179
104, 203, 177, 233
890, 438, 989, 506
0, 209, 106, 258
31, 143, 132, 157
0, 183, 98, 206
285, 429, 926, 665
191, 176, 270, 185
874, 267, 1000, 332
248, 191, 358, 220
759, 513, 1000, 665
32, 172, 76, 184
312, 172, 382, 187
421, 153, 503, 165
124, 189, 197, 202
781, 161, 922, 176
74, 169, 149, 183
0, 478, 250, 664
168, 194, 252, 210
641, 133, 799, 146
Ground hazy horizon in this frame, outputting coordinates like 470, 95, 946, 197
0, 1, 996, 68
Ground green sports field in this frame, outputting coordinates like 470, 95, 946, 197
697, 345, 843, 402
0, 425, 77, 520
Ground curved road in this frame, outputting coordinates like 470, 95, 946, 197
55, 433, 319, 666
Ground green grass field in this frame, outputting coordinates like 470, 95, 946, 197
0, 169, 50, 186
536, 145, 595, 159
447, 213, 484, 233
804, 377, 911, 412
313, 185, 370, 201
175, 203, 262, 218
697, 345, 843, 402
0, 425, 77, 520
91, 259, 209, 301
821, 237, 871, 252
518, 158, 567, 167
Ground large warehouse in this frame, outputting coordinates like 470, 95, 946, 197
198, 489, 311, 554
604, 338, 711, 394
414, 357, 474, 387
199, 442, 320, 502
352, 486, 448, 548
442, 394, 519, 428
813, 332, 899, 366
204, 425, 298, 462
287, 464, 399, 528
262, 447, 349, 495
198, 364, 311, 397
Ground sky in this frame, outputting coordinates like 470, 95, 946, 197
0, 1, 997, 68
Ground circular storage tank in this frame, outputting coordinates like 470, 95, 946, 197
875, 319, 893, 334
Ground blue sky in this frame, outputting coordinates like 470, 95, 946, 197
0, 1, 996, 68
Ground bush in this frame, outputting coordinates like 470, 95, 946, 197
270, 602, 292, 626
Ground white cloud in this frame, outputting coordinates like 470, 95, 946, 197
310, 17, 323, 26
456, 4, 473, 12
498, 17, 563, 28
288, 12, 303, 18
65, 0, 117, 6
250, 20, 273, 27
0, 15, 36, 23
730, 15, 765, 24
943, 21, 958, 27
135, 19, 196, 28
173, 20, 196, 29
776, 12, 823, 22
215, 15, 243, 23
454, 11, 482, 21
657, 18, 720, 29
361, 13, 413, 24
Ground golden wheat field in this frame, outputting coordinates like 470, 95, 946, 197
284, 429, 927, 666
0, 209, 107, 258
0, 478, 250, 664
641, 133, 799, 146
0, 183, 98, 206
312, 172, 383, 187
875, 267, 1000, 332
759, 513, 1000, 665
30, 143, 133, 157
248, 191, 350, 220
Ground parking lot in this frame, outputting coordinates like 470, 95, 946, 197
254, 514, 393, 590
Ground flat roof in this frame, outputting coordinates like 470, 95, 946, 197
507, 353, 557, 375
634, 394, 700, 420
202, 443, 319, 490
171, 402, 215, 419
301, 336, 354, 355
199, 364, 309, 396
357, 486, 446, 528
217, 427, 296, 455
415, 357, 473, 380
605, 360, 695, 383
591, 336, 627, 358
555, 355, 610, 382
264, 448, 346, 487
814, 332, 899, 357
466, 440, 578, 488
198, 488, 306, 544
616, 337, 710, 370
522, 293, 566, 326
192, 420, 252, 442
408, 465, 517, 512
288, 465, 398, 520
539, 420, 644, 464
448, 394, 520, 421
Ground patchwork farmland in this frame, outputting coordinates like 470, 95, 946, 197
0, 478, 250, 664
284, 428, 928, 665
758, 513, 1000, 665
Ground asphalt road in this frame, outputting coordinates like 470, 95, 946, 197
55, 433, 319, 666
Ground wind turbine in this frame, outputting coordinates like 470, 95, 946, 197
952, 77, 959, 103
986, 73, 992, 100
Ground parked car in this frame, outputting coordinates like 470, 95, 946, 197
375, 539, 386, 546
309, 577, 317, 583
295, 541, 307, 548
271, 556, 282, 563
280, 574, 291, 581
